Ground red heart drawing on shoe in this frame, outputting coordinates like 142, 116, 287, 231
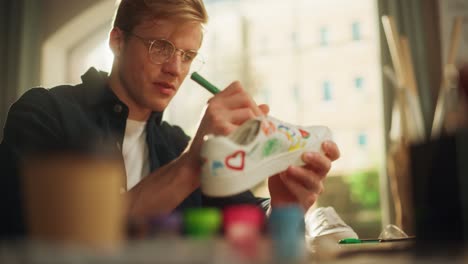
299, 129, 310, 139
225, 151, 245, 171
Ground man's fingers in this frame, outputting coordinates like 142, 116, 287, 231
229, 108, 257, 125
258, 104, 270, 115
302, 152, 332, 177
321, 141, 340, 161
284, 166, 324, 192
219, 82, 264, 117
280, 170, 322, 210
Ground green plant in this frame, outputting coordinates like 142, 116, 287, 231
344, 169, 380, 209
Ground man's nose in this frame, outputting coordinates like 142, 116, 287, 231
161, 51, 184, 77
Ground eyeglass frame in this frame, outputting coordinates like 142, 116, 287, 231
122, 30, 204, 67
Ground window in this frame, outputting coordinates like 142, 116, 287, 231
261, 35, 269, 54
320, 27, 329, 46
67, 0, 384, 239
358, 132, 368, 147
355, 77, 364, 91
179, 5, 384, 238
352, 21, 362, 41
262, 89, 271, 104
323, 81, 333, 101
291, 31, 299, 48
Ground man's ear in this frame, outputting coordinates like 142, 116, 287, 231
109, 28, 125, 57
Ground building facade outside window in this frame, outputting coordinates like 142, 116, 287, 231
352, 21, 362, 41
323, 81, 333, 101
320, 27, 329, 46
355, 77, 364, 91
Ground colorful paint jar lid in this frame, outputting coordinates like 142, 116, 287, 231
269, 205, 304, 234
184, 207, 222, 238
223, 205, 265, 231
268, 205, 305, 260
149, 212, 183, 236
223, 205, 265, 259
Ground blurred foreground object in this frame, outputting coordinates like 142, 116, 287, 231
411, 127, 468, 244
183, 208, 221, 238
460, 64, 468, 100
457, 63, 468, 126
381, 15, 423, 235
269, 205, 305, 261
223, 205, 264, 259
431, 17, 464, 138
382, 16, 465, 236
21, 153, 125, 250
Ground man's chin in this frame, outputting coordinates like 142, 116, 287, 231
147, 101, 170, 113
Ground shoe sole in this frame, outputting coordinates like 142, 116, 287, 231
201, 146, 320, 197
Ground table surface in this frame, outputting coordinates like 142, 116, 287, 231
1, 237, 467, 263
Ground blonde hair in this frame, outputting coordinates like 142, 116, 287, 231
113, 0, 208, 32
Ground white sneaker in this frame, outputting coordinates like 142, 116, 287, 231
200, 116, 333, 197
305, 207, 358, 255
305, 207, 357, 239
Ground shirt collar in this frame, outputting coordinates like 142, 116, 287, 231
80, 67, 164, 125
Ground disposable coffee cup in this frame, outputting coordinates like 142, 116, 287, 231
21, 153, 126, 250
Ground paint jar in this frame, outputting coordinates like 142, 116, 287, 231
183, 208, 221, 238
223, 205, 265, 259
148, 212, 183, 237
269, 205, 305, 262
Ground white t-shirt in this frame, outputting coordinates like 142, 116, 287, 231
122, 119, 150, 190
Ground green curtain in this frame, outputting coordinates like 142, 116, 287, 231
0, 0, 41, 141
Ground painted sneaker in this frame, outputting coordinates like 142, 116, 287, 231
200, 116, 333, 197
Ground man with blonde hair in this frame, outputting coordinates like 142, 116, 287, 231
0, 0, 339, 237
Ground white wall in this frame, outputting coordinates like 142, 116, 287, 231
40, 0, 116, 87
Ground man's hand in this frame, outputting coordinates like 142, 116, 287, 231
127, 82, 268, 219
268, 141, 340, 211
189, 81, 269, 157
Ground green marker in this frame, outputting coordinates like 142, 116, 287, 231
338, 237, 415, 244
191, 72, 221, 94
338, 238, 380, 244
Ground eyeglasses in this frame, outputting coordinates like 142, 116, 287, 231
125, 31, 205, 71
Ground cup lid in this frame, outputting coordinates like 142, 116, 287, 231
223, 204, 265, 230
184, 208, 221, 237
